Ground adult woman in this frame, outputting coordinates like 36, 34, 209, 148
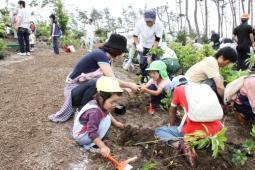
48, 34, 140, 122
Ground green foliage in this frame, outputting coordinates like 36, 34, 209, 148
176, 30, 187, 45
200, 44, 215, 57
59, 35, 80, 48
185, 128, 227, 159
36, 22, 50, 38
170, 42, 205, 73
0, 38, 6, 51
142, 162, 158, 170
201, 34, 210, 44
232, 124, 255, 166
246, 53, 255, 68
0, 7, 10, 38
250, 125, 255, 137
232, 149, 248, 165
160, 89, 171, 111
148, 47, 165, 58
220, 65, 248, 84
54, 0, 69, 35
95, 28, 107, 43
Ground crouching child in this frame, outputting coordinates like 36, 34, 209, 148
155, 75, 223, 167
72, 76, 124, 157
140, 60, 171, 109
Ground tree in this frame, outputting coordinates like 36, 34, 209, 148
185, 0, 192, 35
54, 0, 69, 35
204, 0, 208, 37
194, 0, 200, 37
103, 8, 116, 31
90, 8, 103, 29
78, 10, 88, 25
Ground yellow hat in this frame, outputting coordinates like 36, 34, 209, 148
96, 76, 123, 93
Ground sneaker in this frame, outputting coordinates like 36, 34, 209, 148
26, 52, 31, 56
17, 52, 26, 56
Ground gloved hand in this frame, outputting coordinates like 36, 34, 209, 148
136, 44, 144, 52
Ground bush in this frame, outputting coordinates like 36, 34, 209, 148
95, 28, 107, 43
220, 65, 248, 85
176, 30, 187, 45
170, 42, 215, 73
0, 39, 7, 59
59, 35, 80, 48
36, 22, 50, 38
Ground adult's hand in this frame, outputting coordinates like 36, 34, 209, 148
129, 83, 141, 93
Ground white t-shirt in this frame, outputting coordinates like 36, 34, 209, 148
85, 23, 95, 38
134, 19, 164, 48
17, 8, 30, 29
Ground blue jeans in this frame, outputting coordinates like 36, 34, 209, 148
148, 84, 167, 108
53, 36, 59, 54
17, 27, 30, 53
74, 115, 111, 150
155, 126, 183, 142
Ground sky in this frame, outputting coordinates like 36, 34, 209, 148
0, 0, 251, 37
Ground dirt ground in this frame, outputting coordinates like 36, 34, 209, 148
0, 42, 255, 170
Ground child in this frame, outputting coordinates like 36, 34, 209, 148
140, 60, 171, 109
49, 14, 61, 55
72, 76, 124, 157
29, 21, 36, 51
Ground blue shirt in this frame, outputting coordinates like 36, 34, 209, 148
69, 49, 109, 79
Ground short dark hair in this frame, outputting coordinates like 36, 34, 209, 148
214, 47, 237, 63
89, 19, 93, 23
95, 91, 122, 111
99, 45, 123, 58
49, 14, 56, 21
18, 1, 25, 8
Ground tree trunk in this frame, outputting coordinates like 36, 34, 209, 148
164, 5, 172, 34
220, 0, 225, 37
194, 0, 200, 37
251, 0, 253, 26
185, 0, 192, 34
204, 0, 208, 37
241, 0, 245, 13
214, 0, 221, 35
179, 0, 183, 30
248, 0, 251, 15
229, 0, 236, 30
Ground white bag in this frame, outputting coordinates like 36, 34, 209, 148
185, 84, 223, 122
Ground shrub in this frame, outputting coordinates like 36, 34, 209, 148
0, 39, 7, 59
59, 35, 80, 48
246, 53, 255, 69
54, 0, 69, 35
220, 65, 248, 85
176, 30, 187, 45
95, 28, 107, 43
36, 22, 50, 38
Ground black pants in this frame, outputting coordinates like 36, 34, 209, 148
53, 37, 59, 54
71, 79, 97, 109
236, 46, 250, 70
17, 27, 30, 53
139, 47, 150, 77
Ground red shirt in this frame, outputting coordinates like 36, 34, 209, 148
171, 86, 222, 136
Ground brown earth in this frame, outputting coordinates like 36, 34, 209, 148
0, 43, 254, 170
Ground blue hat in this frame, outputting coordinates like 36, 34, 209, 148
144, 9, 156, 22
170, 75, 188, 91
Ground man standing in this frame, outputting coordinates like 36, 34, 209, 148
133, 9, 164, 83
85, 19, 95, 52
210, 30, 220, 50
233, 13, 255, 70
16, 0, 30, 56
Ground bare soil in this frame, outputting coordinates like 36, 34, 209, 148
0, 43, 254, 170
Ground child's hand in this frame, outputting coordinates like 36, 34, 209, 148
139, 84, 147, 93
100, 146, 110, 157
114, 121, 124, 129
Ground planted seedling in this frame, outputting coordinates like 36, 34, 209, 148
160, 89, 171, 111
246, 53, 255, 69
184, 128, 227, 159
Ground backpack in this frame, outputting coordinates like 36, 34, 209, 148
185, 84, 223, 122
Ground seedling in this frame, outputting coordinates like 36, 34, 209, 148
160, 89, 171, 111
184, 128, 227, 159
148, 48, 165, 58
246, 53, 255, 69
